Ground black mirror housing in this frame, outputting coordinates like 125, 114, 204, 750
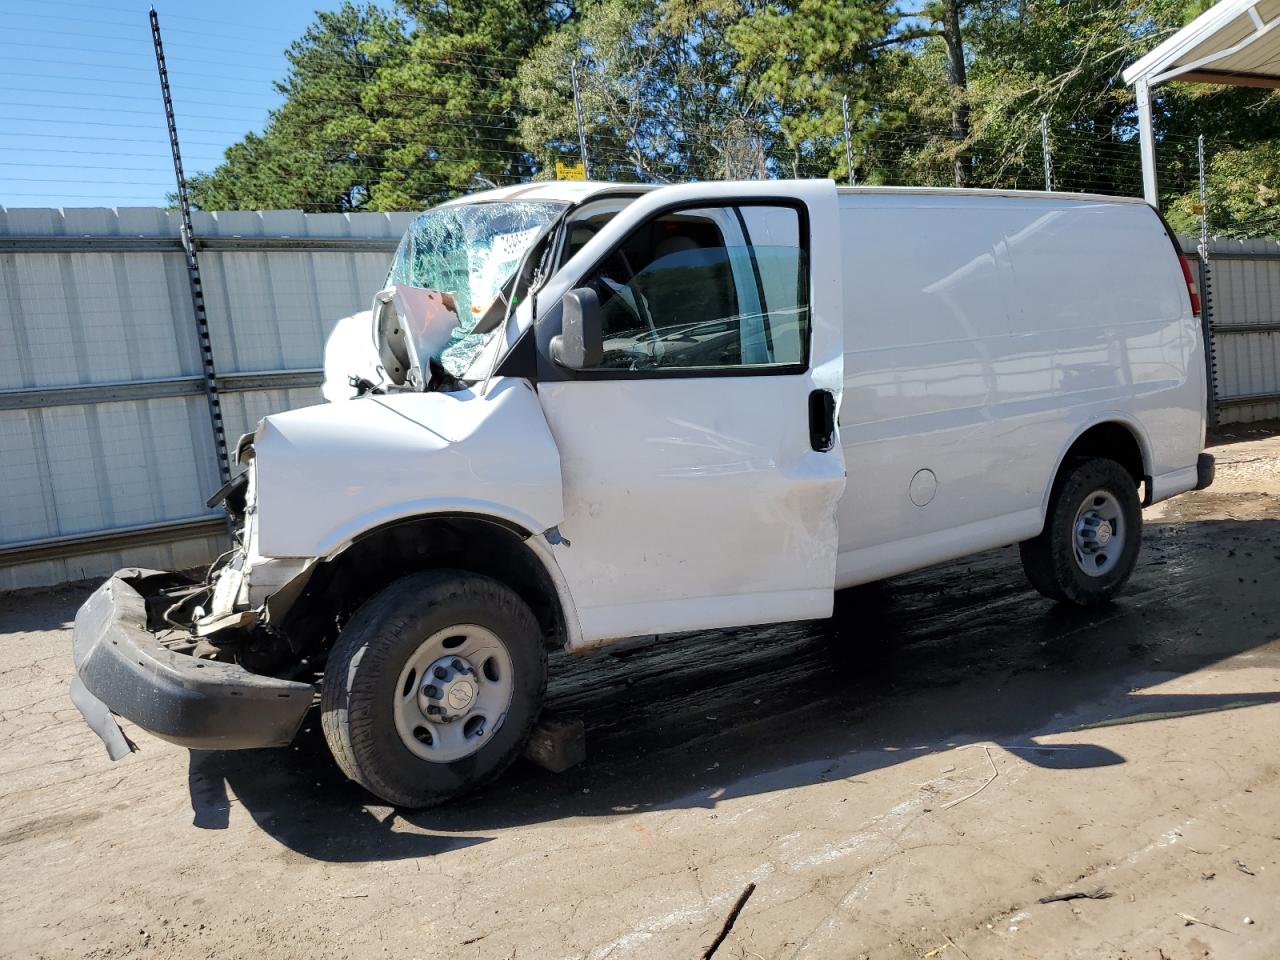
551, 288, 604, 369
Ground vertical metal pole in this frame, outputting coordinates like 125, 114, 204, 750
1197, 134, 1208, 260
1136, 78, 1160, 206
841, 95, 856, 186
1197, 132, 1218, 426
1040, 113, 1052, 191
570, 60, 591, 180
151, 8, 231, 487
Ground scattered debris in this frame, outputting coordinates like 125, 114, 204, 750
1038, 888, 1113, 904
1235, 860, 1256, 876
701, 883, 756, 959
941, 746, 999, 810
1177, 912, 1234, 934
523, 715, 586, 773
1244, 917, 1255, 925
461, 934, 487, 945
922, 944, 949, 958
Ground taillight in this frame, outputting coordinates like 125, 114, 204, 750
1179, 255, 1201, 317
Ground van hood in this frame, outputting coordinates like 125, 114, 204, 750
251, 378, 564, 559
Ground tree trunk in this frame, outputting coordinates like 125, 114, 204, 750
940, 0, 969, 186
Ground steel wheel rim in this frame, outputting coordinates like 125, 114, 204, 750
1072, 488, 1125, 577
392, 624, 514, 763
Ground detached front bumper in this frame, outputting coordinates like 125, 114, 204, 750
71, 569, 314, 757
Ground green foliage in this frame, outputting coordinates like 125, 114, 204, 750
517, 0, 770, 182
1166, 141, 1280, 238
360, 0, 567, 207
187, 3, 407, 212
187, 0, 1280, 236
727, 0, 898, 179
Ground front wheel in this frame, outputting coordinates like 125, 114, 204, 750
320, 570, 547, 808
1019, 457, 1142, 607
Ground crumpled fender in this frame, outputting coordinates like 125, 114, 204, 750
253, 378, 564, 559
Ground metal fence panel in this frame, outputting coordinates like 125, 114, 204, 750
0, 535, 228, 594
194, 209, 412, 375
0, 258, 198, 391
1210, 240, 1280, 326
0, 396, 220, 543
1205, 238, 1280, 424
0, 206, 413, 590
1218, 332, 1280, 397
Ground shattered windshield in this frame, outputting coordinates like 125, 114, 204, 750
386, 200, 566, 376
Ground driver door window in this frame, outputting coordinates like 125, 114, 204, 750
581, 204, 809, 372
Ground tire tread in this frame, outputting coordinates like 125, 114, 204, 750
1019, 457, 1142, 607
320, 570, 546, 808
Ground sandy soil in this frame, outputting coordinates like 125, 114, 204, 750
2, 427, 1279, 960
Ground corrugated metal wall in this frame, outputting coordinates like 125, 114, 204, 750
195, 210, 415, 441
0, 206, 414, 592
1204, 238, 1280, 423
1, 210, 1277, 592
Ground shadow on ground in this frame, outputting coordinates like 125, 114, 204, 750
185, 517, 1280, 862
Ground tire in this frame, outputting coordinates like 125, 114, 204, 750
1019, 457, 1142, 607
320, 570, 547, 808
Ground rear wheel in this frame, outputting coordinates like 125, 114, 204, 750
321, 570, 546, 808
1019, 457, 1142, 607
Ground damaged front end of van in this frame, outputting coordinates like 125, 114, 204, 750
70, 432, 334, 758
70, 195, 575, 761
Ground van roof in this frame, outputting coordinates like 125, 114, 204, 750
441, 180, 1147, 208
438, 181, 658, 207
835, 185, 1149, 205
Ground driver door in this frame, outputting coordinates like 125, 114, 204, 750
534, 181, 845, 645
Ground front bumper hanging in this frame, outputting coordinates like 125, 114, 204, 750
71, 568, 314, 757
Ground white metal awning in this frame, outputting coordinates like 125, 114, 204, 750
1124, 0, 1280, 205
1124, 0, 1280, 89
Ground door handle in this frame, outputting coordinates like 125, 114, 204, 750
808, 389, 836, 452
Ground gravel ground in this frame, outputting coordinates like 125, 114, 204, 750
2, 425, 1278, 960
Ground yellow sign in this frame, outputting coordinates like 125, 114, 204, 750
555, 160, 587, 181
1191, 203, 1205, 215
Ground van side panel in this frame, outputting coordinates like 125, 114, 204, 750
835, 192, 1204, 588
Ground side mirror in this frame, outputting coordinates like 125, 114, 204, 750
550, 288, 603, 369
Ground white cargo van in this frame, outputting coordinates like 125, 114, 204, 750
71, 180, 1214, 807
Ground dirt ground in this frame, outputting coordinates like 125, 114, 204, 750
3, 424, 1279, 960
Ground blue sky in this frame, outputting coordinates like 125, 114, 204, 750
0, 0, 331, 208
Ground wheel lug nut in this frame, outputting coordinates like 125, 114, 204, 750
424, 684, 439, 698
434, 666, 448, 680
